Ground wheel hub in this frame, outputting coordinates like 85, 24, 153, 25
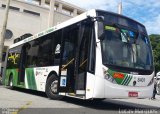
50, 80, 58, 93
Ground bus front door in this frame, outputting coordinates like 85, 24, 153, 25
58, 22, 91, 97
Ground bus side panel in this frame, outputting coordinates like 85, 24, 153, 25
85, 72, 95, 99
25, 68, 37, 90
25, 66, 59, 92
5, 69, 18, 87
92, 76, 105, 98
35, 66, 59, 92
25, 67, 46, 92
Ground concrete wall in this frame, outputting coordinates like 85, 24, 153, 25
0, 0, 85, 45
0, 0, 49, 46
0, 0, 85, 71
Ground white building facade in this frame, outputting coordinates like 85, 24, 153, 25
0, 0, 85, 72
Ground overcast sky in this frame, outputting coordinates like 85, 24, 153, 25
64, 0, 160, 35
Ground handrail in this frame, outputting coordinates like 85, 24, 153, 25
61, 58, 75, 70
61, 58, 87, 70
79, 59, 87, 68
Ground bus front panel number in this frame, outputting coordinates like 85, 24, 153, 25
137, 78, 145, 82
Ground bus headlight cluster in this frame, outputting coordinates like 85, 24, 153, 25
104, 72, 117, 84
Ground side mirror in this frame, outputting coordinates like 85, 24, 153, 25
87, 16, 105, 40
98, 21, 104, 40
95, 16, 104, 22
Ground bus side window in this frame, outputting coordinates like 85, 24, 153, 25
52, 31, 62, 65
36, 37, 52, 67
25, 41, 38, 68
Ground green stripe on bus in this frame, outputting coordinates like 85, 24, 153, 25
121, 75, 128, 85
126, 76, 133, 86
26, 68, 37, 90
122, 75, 130, 85
5, 69, 19, 86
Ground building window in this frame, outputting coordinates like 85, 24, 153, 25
23, 9, 40, 16
54, 5, 58, 11
5, 29, 13, 39
2, 4, 6, 8
9, 6, 20, 11
62, 8, 72, 16
2, 4, 20, 11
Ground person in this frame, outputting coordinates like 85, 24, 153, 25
151, 79, 157, 100
0, 72, 2, 85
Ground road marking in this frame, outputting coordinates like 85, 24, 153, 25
12, 101, 32, 114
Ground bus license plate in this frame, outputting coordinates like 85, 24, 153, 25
128, 92, 138, 97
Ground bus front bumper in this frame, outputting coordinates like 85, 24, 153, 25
104, 80, 154, 99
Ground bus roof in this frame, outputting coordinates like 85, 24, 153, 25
9, 9, 146, 49
96, 9, 145, 28
9, 9, 97, 49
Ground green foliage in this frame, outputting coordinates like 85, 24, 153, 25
149, 34, 160, 73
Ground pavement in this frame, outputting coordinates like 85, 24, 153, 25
109, 95, 160, 108
0, 85, 160, 114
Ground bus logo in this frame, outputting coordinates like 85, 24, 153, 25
55, 44, 61, 54
113, 72, 124, 79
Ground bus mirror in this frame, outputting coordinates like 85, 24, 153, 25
87, 16, 104, 22
96, 16, 104, 22
98, 21, 104, 40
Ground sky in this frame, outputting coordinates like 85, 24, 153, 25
63, 0, 160, 35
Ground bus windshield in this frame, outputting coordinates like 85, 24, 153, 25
101, 25, 153, 71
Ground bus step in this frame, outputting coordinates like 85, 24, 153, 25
68, 93, 76, 96
76, 90, 85, 95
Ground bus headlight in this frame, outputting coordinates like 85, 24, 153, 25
104, 72, 117, 84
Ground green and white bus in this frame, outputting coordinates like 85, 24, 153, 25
4, 9, 154, 100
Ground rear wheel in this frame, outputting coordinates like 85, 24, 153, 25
45, 75, 63, 100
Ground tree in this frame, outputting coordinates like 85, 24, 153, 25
149, 34, 160, 73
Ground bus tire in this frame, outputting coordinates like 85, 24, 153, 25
45, 75, 63, 100
8, 76, 14, 89
94, 98, 105, 101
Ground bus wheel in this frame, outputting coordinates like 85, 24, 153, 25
95, 98, 105, 101
45, 75, 63, 100
8, 76, 14, 89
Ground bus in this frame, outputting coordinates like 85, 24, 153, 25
4, 9, 154, 100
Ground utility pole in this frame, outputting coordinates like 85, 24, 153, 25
0, 0, 11, 74
118, 0, 122, 14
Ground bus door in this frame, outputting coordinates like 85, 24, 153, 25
74, 24, 90, 95
58, 21, 92, 96
18, 44, 29, 85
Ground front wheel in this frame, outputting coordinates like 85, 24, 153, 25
45, 75, 63, 100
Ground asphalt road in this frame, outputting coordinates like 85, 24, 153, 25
0, 85, 160, 114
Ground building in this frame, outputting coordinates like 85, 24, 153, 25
0, 0, 85, 73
